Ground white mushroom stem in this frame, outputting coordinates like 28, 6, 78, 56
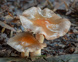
30, 34, 44, 56
36, 34, 44, 43
21, 52, 29, 57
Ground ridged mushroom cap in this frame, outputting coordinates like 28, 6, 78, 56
7, 32, 46, 52
19, 7, 71, 40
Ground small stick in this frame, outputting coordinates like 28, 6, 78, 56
63, 1, 69, 11
46, 0, 53, 9
1, 28, 5, 33
10, 31, 13, 37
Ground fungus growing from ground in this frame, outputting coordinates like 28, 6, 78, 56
7, 32, 46, 57
19, 7, 71, 56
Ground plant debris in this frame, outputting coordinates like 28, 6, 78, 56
0, 0, 78, 60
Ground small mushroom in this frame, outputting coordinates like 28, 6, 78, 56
7, 32, 46, 57
19, 7, 71, 56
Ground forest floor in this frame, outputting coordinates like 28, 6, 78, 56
0, 0, 78, 62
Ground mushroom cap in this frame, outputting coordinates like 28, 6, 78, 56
7, 32, 46, 52
19, 7, 71, 40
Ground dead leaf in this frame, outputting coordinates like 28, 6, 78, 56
0, 21, 16, 32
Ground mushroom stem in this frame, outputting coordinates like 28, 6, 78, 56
30, 34, 44, 56
30, 49, 41, 56
21, 52, 29, 57
36, 34, 44, 43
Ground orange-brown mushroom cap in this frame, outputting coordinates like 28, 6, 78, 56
19, 7, 71, 40
7, 32, 46, 52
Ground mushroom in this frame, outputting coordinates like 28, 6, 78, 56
7, 32, 46, 57
19, 7, 71, 56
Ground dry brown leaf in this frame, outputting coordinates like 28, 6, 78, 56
0, 21, 16, 32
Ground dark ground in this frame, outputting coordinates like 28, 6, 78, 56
0, 0, 78, 61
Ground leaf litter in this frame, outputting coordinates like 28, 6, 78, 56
0, 0, 78, 58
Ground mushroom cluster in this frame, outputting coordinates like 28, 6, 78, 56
7, 7, 71, 57
7, 32, 46, 57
